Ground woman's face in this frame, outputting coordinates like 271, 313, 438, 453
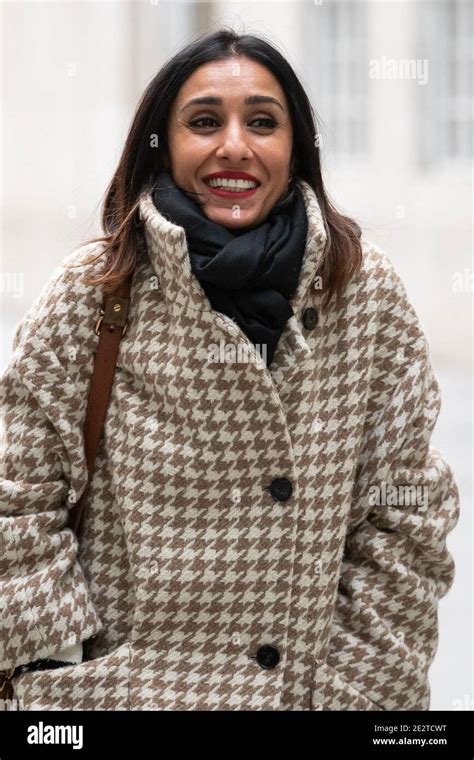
165, 56, 293, 230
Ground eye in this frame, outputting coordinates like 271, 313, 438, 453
187, 115, 279, 130
188, 116, 218, 128
250, 117, 278, 129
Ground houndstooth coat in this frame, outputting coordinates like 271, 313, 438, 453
0, 179, 459, 711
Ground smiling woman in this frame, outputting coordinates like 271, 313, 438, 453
0, 28, 459, 712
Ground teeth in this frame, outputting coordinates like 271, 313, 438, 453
206, 178, 259, 191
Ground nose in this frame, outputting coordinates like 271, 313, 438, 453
215, 117, 253, 162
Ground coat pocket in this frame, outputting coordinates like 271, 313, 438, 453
310, 660, 386, 711
11, 641, 131, 711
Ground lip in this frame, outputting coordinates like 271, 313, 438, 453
202, 170, 261, 184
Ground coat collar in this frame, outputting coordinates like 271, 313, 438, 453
137, 178, 328, 321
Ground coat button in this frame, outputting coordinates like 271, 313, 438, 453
268, 477, 293, 502
256, 644, 280, 669
302, 307, 319, 330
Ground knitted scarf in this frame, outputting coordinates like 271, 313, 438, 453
151, 172, 308, 366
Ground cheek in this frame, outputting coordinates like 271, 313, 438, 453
172, 128, 208, 154
169, 134, 213, 178
259, 139, 292, 171
167, 147, 193, 185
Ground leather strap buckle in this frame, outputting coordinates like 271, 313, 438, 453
94, 294, 130, 337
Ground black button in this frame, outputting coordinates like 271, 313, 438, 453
268, 477, 293, 502
256, 644, 280, 670
302, 307, 318, 330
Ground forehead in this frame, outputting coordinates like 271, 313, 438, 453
174, 57, 288, 107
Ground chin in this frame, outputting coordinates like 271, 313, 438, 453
205, 207, 260, 230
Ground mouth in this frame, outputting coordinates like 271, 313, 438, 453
202, 174, 261, 199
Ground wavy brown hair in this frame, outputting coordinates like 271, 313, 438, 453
68, 28, 363, 306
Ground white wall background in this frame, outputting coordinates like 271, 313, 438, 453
1, 0, 472, 711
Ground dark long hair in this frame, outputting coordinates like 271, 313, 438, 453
69, 28, 362, 305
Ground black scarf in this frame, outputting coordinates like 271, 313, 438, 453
151, 172, 308, 366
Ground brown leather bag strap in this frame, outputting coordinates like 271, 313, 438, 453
67, 275, 133, 537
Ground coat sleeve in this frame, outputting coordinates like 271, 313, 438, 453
317, 251, 460, 711
0, 268, 104, 671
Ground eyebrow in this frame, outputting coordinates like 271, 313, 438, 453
179, 95, 285, 113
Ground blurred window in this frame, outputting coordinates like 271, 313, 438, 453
301, 0, 369, 157
416, 0, 473, 168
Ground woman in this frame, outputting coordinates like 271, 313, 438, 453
0, 29, 459, 711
